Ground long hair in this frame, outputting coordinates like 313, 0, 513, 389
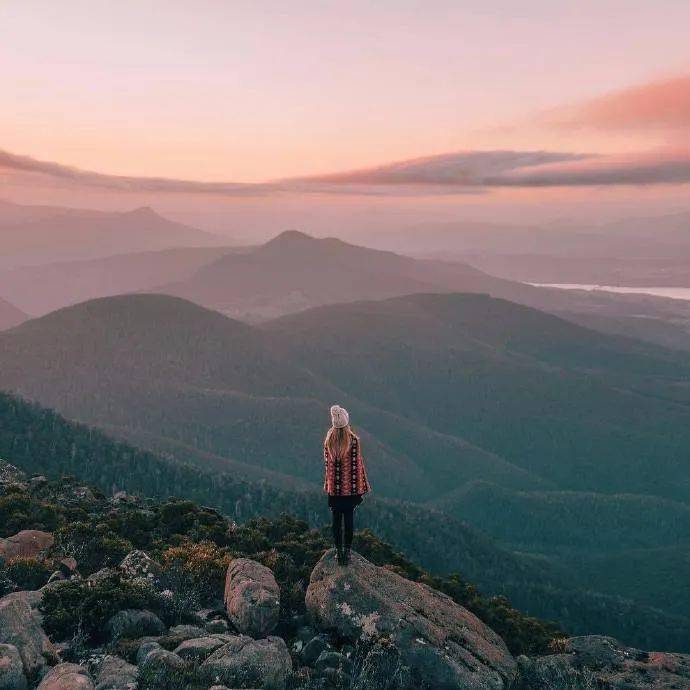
325, 425, 354, 460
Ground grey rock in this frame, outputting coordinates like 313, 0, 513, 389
205, 618, 229, 634
167, 624, 206, 641
514, 636, 690, 689
137, 648, 188, 689
118, 551, 161, 585
0, 643, 28, 690
315, 650, 350, 674
37, 663, 93, 690
135, 641, 162, 666
0, 530, 53, 562
0, 593, 56, 682
224, 558, 280, 638
94, 655, 137, 690
173, 636, 225, 663
199, 634, 292, 690
301, 636, 329, 666
105, 609, 165, 642
306, 549, 516, 690
350, 639, 411, 690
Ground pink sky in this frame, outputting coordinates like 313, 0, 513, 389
2, 1, 690, 184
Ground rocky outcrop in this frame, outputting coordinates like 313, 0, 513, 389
0, 593, 56, 682
0, 643, 28, 690
173, 636, 227, 663
515, 636, 690, 689
137, 648, 188, 690
306, 549, 516, 690
224, 558, 280, 638
94, 655, 138, 690
37, 664, 93, 690
118, 551, 161, 585
0, 530, 54, 562
105, 609, 166, 642
199, 635, 292, 690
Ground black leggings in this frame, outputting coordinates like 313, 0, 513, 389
331, 506, 354, 549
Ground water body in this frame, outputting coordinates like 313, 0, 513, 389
532, 284, 690, 302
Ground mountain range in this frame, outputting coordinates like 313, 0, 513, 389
0, 201, 221, 269
0, 297, 27, 331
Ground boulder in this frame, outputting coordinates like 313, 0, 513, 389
224, 558, 280, 638
94, 655, 137, 690
315, 650, 351, 674
37, 663, 93, 690
105, 609, 166, 642
135, 641, 163, 666
199, 634, 292, 690
173, 636, 226, 663
205, 618, 229, 634
0, 643, 28, 690
163, 624, 206, 646
0, 531, 54, 562
118, 551, 161, 585
306, 549, 516, 690
0, 593, 56, 681
515, 635, 690, 689
301, 636, 329, 666
137, 648, 188, 690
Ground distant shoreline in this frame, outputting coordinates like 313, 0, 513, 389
531, 283, 690, 302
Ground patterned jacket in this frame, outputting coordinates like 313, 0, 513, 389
323, 434, 371, 497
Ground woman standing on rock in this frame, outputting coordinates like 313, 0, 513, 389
324, 405, 371, 565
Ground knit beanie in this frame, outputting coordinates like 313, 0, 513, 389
330, 404, 350, 429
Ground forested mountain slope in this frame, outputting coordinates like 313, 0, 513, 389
1, 390, 689, 652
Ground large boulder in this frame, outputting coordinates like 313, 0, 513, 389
36, 663, 93, 690
105, 609, 166, 642
0, 643, 28, 690
137, 648, 189, 690
0, 593, 56, 682
515, 635, 690, 689
224, 558, 280, 638
199, 634, 292, 690
173, 636, 226, 663
306, 549, 516, 690
94, 655, 138, 690
0, 531, 54, 562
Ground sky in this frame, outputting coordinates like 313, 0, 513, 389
1, 1, 690, 237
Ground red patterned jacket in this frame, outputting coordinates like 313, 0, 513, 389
323, 434, 371, 497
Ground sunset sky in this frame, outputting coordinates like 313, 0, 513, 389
1, 1, 690, 233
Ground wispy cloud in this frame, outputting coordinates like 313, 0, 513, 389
546, 74, 690, 131
3, 145, 690, 196
286, 151, 588, 186
0, 149, 271, 196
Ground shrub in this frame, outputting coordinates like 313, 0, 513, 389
40, 572, 162, 642
53, 521, 132, 575
160, 540, 231, 622
5, 557, 53, 590
0, 491, 60, 537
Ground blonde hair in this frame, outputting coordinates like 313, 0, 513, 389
325, 425, 354, 460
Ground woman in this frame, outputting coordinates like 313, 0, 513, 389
323, 404, 371, 565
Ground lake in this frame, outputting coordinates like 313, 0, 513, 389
532, 284, 690, 302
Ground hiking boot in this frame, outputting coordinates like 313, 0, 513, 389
343, 547, 351, 566
336, 546, 345, 565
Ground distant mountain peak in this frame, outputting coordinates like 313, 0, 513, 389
124, 205, 160, 219
263, 229, 316, 246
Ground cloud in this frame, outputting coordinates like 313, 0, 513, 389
3, 146, 690, 196
488, 149, 690, 187
289, 150, 588, 185
548, 74, 690, 130
0, 149, 272, 196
